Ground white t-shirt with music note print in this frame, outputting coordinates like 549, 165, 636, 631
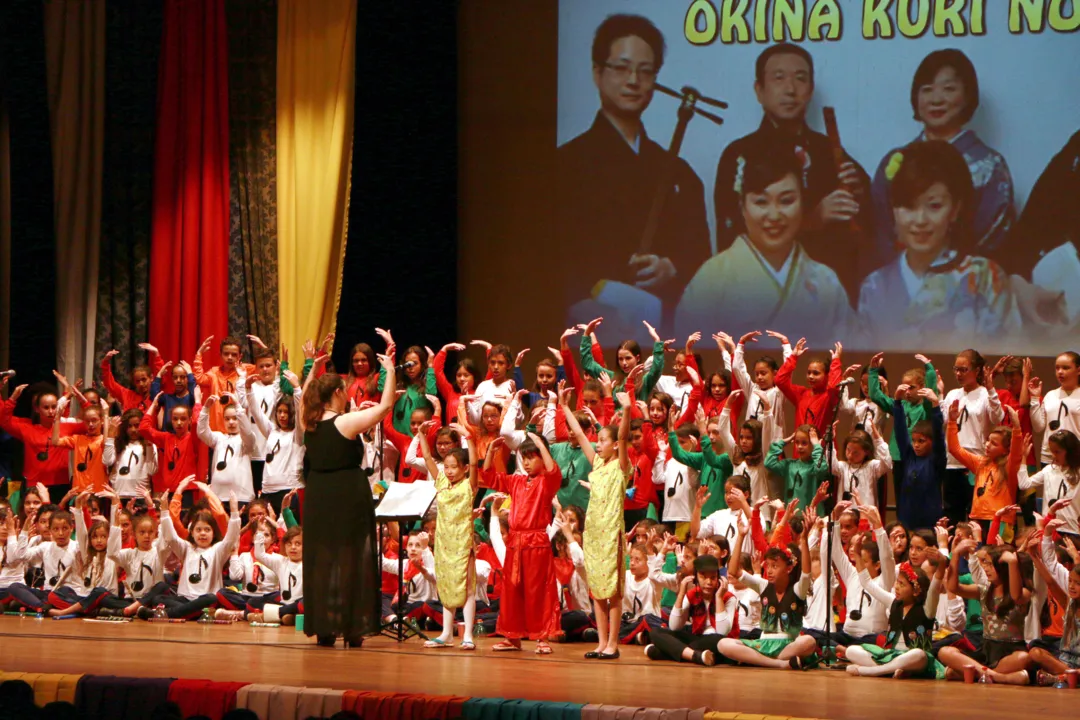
661, 458, 697, 523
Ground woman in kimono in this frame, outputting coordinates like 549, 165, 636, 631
870, 49, 1014, 271
675, 145, 854, 346
857, 140, 1015, 351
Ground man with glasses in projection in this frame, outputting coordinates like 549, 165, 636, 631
712, 43, 873, 302
556, 14, 709, 342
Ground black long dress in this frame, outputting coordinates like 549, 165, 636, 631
302, 417, 380, 639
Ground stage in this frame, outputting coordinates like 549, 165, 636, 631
0, 617, 1075, 720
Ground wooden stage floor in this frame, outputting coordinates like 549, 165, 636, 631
0, 616, 1074, 720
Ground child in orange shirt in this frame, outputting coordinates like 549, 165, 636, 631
193, 335, 256, 432
947, 403, 1022, 539
51, 402, 109, 500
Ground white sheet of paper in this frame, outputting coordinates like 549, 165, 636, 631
375, 480, 437, 520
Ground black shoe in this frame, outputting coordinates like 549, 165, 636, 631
598, 650, 620, 660
584, 650, 601, 659
136, 607, 154, 621
582, 628, 599, 643
644, 644, 663, 661
789, 655, 805, 670
97, 608, 120, 618
317, 634, 337, 647
693, 649, 716, 667
344, 635, 365, 649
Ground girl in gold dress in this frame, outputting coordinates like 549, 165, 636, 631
559, 385, 632, 660
419, 423, 479, 651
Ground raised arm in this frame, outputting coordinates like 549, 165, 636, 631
417, 421, 440, 480
617, 390, 632, 475
335, 354, 398, 439
559, 384, 596, 464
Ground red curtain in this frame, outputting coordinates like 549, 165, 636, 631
149, 0, 229, 366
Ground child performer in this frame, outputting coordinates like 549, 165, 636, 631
620, 542, 665, 645
947, 403, 1022, 539
479, 433, 562, 654
716, 518, 819, 670
49, 492, 116, 616
104, 411, 158, 502
419, 422, 480, 651
250, 526, 304, 625
215, 517, 280, 620
830, 418, 892, 507
146, 490, 241, 619
50, 401, 108, 500
104, 503, 171, 617
197, 395, 258, 506
1, 381, 86, 501
845, 548, 946, 678
774, 339, 846, 438
141, 395, 199, 496
5, 509, 78, 614
101, 345, 163, 412
1028, 522, 1080, 684
1020, 430, 1080, 536
0, 509, 28, 605
765, 425, 829, 513
893, 385, 946, 529
644, 555, 738, 666
938, 540, 1032, 684
193, 335, 257, 432
577, 317, 667, 407
150, 360, 196, 432
561, 389, 632, 659
247, 375, 304, 515
729, 330, 793, 451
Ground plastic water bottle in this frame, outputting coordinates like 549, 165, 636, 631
198, 606, 212, 624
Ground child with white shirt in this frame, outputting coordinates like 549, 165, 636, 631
104, 410, 158, 501
249, 526, 304, 625
0, 506, 29, 606
691, 476, 757, 555
661, 425, 699, 539
550, 514, 592, 642
829, 502, 895, 648
6, 510, 79, 614
1028, 352, 1080, 466
729, 330, 793, 455
198, 395, 258, 506
831, 420, 892, 508
941, 349, 1004, 525
215, 517, 280, 621
619, 542, 665, 645
645, 554, 737, 666
1019, 430, 1080, 535
104, 504, 170, 617
247, 378, 304, 516
48, 495, 119, 616
141, 490, 241, 619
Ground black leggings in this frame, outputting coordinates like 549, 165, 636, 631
650, 626, 723, 661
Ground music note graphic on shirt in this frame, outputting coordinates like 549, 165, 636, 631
793, 471, 805, 488
725, 524, 736, 539
844, 472, 859, 501
667, 471, 684, 498
850, 590, 873, 621
119, 449, 139, 476
957, 407, 970, 433
216, 444, 235, 471
282, 573, 297, 601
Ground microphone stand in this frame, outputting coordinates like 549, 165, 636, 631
817, 380, 848, 667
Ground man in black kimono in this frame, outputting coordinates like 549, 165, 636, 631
713, 43, 873, 301
556, 14, 709, 339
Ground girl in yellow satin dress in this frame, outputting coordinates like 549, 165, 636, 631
419, 422, 479, 651
559, 384, 632, 660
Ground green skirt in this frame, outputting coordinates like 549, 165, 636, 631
860, 644, 946, 680
741, 636, 820, 668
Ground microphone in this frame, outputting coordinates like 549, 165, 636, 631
837, 378, 857, 387
0, 370, 14, 378
395, 360, 416, 371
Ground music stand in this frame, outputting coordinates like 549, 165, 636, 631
375, 481, 437, 642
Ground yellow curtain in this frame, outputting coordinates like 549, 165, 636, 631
45, 0, 106, 382
276, 0, 356, 357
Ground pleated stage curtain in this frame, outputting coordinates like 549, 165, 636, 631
226, 0, 280, 353
45, 0, 106, 383
149, 0, 230, 366
276, 0, 356, 356
0, 84, 10, 373
1, 1, 58, 385
96, 0, 162, 383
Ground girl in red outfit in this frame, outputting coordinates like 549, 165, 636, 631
345, 343, 380, 407
140, 393, 199, 495
480, 433, 562, 654
1, 380, 86, 501
101, 344, 164, 413
774, 338, 845, 437
433, 342, 483, 424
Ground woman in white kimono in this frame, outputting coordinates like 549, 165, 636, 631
675, 146, 854, 345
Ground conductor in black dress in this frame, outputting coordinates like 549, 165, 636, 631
301, 352, 397, 648
556, 14, 709, 338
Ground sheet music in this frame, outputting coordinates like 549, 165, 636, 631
374, 480, 437, 520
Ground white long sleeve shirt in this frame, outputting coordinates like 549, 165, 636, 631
0, 533, 28, 589
248, 385, 304, 494
830, 525, 894, 637
228, 551, 280, 595
107, 526, 170, 600
731, 342, 792, 449
254, 537, 304, 604
381, 549, 437, 603
623, 564, 663, 620
1019, 463, 1080, 534
160, 511, 241, 599
238, 374, 282, 460
198, 404, 258, 502
830, 432, 893, 508
23, 537, 79, 592
1030, 387, 1080, 463
103, 438, 158, 498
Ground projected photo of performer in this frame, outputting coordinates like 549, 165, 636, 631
870, 49, 1016, 274
712, 44, 872, 300
675, 145, 854, 344
556, 14, 709, 344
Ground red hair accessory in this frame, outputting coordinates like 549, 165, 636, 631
899, 562, 918, 585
